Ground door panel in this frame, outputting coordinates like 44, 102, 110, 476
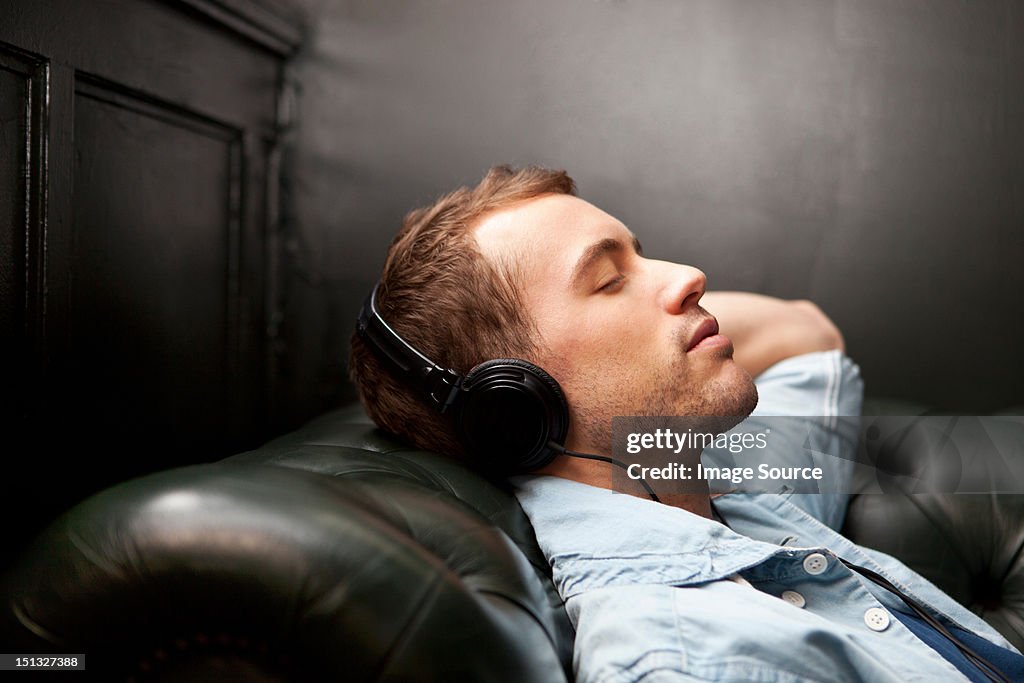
0, 0, 299, 563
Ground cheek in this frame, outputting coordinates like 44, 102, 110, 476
540, 321, 682, 390
578, 315, 660, 358
533, 305, 684, 399
556, 335, 648, 376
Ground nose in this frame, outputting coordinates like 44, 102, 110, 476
657, 261, 707, 314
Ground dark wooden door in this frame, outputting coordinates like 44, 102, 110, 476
1, 0, 299, 561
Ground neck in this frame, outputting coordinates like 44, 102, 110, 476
535, 447, 712, 519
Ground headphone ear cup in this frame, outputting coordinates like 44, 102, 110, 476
456, 358, 569, 474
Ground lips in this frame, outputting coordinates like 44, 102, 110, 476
686, 318, 720, 352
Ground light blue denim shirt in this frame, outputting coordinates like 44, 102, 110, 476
513, 351, 1017, 682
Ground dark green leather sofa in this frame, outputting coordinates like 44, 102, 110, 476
2, 402, 1022, 681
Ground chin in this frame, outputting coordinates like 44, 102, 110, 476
691, 364, 758, 429
730, 368, 759, 417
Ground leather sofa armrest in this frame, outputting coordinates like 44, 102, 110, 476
1, 463, 568, 682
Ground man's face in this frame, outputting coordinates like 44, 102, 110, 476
473, 193, 757, 454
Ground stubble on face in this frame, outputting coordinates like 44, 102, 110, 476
558, 335, 759, 456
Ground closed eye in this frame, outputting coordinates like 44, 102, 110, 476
598, 274, 626, 292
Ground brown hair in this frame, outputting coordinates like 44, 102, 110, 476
348, 165, 576, 460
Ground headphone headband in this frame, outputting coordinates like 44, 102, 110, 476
356, 284, 462, 411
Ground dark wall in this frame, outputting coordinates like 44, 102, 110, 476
283, 0, 1023, 422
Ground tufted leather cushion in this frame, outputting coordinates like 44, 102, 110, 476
843, 409, 1024, 651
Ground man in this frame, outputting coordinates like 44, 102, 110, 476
350, 165, 1021, 682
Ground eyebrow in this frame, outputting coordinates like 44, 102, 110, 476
570, 234, 644, 288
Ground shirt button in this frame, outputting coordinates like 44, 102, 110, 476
864, 607, 891, 632
802, 553, 828, 575
781, 590, 806, 608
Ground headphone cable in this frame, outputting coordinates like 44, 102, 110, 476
546, 441, 662, 503
839, 559, 1010, 683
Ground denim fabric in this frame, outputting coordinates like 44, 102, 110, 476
513, 351, 1018, 682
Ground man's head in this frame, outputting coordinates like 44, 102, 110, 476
349, 166, 574, 459
349, 165, 756, 466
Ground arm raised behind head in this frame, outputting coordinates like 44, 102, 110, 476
700, 292, 845, 378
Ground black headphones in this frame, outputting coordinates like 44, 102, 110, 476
356, 283, 569, 474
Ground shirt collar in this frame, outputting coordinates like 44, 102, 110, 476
512, 474, 786, 598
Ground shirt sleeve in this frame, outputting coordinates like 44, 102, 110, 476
751, 348, 864, 420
